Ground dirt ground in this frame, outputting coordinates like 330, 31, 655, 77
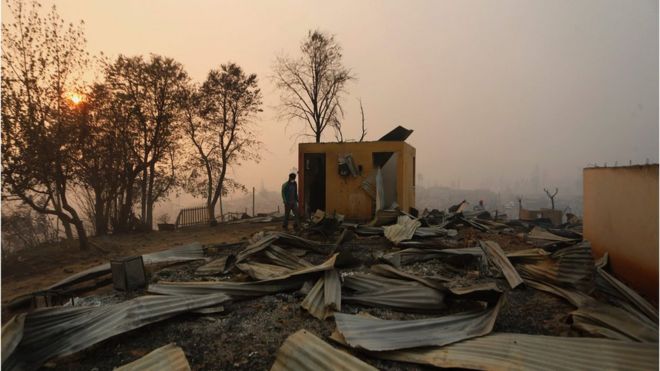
1, 222, 278, 306
3, 223, 582, 370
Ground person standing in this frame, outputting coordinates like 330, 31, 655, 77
281, 173, 300, 230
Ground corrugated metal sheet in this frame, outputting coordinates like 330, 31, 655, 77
381, 247, 483, 267
333, 297, 501, 351
115, 343, 191, 371
342, 271, 447, 312
301, 269, 341, 320
264, 245, 312, 270
271, 329, 376, 371
361, 333, 659, 371
517, 242, 595, 291
342, 273, 422, 292
370, 264, 450, 287
595, 254, 658, 324
383, 216, 421, 245
149, 254, 338, 298
1, 313, 25, 364
525, 279, 658, 342
4, 294, 230, 370
527, 226, 577, 242
343, 285, 445, 312
479, 240, 523, 289
236, 234, 279, 263
301, 277, 331, 319
324, 269, 341, 311
236, 261, 293, 280
195, 255, 235, 276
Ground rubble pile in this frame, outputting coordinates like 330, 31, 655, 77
2, 206, 658, 370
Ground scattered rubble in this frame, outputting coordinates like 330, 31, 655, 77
2, 203, 658, 370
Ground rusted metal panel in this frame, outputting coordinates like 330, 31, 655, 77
4, 294, 230, 370
115, 343, 191, 371
480, 240, 523, 289
518, 242, 595, 291
333, 297, 501, 351
271, 329, 376, 371
359, 333, 659, 371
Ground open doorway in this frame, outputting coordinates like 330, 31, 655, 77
304, 153, 326, 216
373, 152, 398, 210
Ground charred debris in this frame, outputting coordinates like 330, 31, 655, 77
2, 204, 658, 370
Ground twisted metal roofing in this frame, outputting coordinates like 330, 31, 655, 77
271, 330, 376, 371
115, 343, 191, 371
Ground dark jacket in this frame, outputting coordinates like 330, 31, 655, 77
281, 180, 298, 205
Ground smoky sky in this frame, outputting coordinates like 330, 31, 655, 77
3, 0, 657, 195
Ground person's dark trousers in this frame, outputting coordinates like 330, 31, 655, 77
283, 203, 300, 229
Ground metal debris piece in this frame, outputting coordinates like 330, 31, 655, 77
271, 329, 376, 371
195, 255, 235, 276
342, 273, 422, 292
349, 333, 659, 371
4, 294, 231, 370
527, 226, 577, 242
381, 247, 482, 267
333, 297, 501, 351
115, 343, 191, 371
263, 245, 312, 270
324, 269, 341, 311
525, 278, 658, 342
343, 285, 445, 312
595, 253, 658, 324
479, 240, 523, 289
518, 242, 595, 291
370, 264, 450, 288
236, 261, 294, 280
150, 254, 338, 298
301, 269, 341, 320
1, 314, 25, 364
383, 215, 421, 245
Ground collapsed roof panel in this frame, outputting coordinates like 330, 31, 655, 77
378, 125, 413, 142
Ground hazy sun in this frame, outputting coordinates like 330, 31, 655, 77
68, 93, 84, 105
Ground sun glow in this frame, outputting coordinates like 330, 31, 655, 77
68, 92, 84, 105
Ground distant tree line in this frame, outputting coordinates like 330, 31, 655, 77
1, 0, 358, 251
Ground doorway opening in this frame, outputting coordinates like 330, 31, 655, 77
372, 152, 398, 211
304, 153, 326, 216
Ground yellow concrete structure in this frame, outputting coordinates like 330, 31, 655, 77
583, 164, 658, 302
298, 141, 416, 221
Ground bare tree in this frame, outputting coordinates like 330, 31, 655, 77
543, 188, 559, 210
358, 98, 367, 142
184, 63, 262, 224
1, 0, 91, 249
273, 30, 354, 143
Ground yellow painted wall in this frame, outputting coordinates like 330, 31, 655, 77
583, 165, 659, 302
299, 141, 416, 221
